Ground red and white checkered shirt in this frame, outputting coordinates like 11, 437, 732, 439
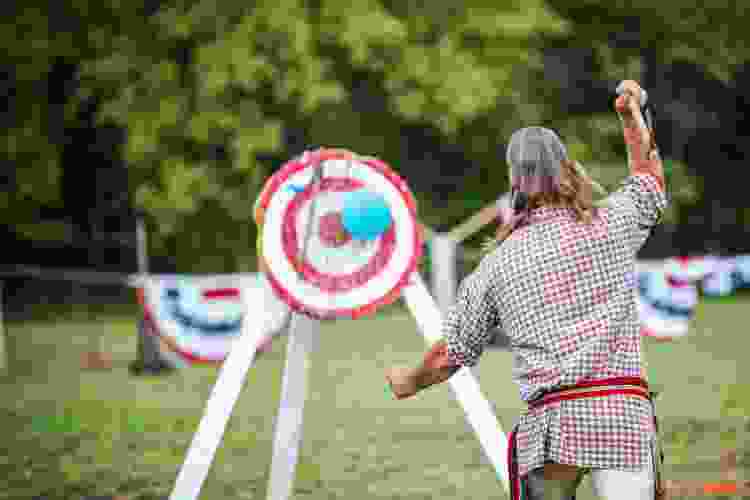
444, 173, 668, 476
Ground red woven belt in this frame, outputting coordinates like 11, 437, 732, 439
528, 377, 650, 409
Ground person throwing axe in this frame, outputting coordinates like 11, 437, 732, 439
386, 80, 668, 500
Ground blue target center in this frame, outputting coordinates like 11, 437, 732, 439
341, 189, 393, 241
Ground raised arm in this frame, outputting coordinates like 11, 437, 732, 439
615, 80, 665, 191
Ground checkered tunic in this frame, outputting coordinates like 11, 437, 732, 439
444, 173, 669, 476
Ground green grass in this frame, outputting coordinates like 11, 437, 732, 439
0, 298, 748, 499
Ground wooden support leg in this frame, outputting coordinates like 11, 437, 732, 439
168, 294, 282, 500
401, 275, 510, 491
266, 313, 319, 500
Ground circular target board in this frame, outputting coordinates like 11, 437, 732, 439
255, 148, 423, 320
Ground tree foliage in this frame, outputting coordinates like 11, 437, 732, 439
3, 0, 748, 270
71, 0, 570, 270
545, 0, 750, 83
0, 4, 77, 225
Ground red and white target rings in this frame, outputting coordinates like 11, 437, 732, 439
255, 148, 422, 320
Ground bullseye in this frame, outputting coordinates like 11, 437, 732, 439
318, 212, 351, 248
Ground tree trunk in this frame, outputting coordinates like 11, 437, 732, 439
129, 214, 173, 375
0, 281, 7, 376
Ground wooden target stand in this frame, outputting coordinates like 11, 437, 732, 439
168, 150, 510, 500
166, 273, 509, 500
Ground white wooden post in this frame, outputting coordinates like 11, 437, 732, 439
168, 293, 283, 500
266, 313, 320, 500
401, 276, 509, 490
430, 234, 457, 312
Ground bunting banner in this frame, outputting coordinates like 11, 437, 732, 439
132, 255, 749, 366
137, 273, 288, 365
637, 255, 750, 340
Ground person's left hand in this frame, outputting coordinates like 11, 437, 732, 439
385, 367, 419, 399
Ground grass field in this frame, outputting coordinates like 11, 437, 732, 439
0, 296, 748, 500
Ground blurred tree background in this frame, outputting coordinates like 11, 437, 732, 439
2, 0, 749, 274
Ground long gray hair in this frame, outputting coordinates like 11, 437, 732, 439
483, 127, 607, 254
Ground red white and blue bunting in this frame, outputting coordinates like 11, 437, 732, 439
637, 255, 750, 340
134, 255, 750, 365
137, 273, 288, 365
